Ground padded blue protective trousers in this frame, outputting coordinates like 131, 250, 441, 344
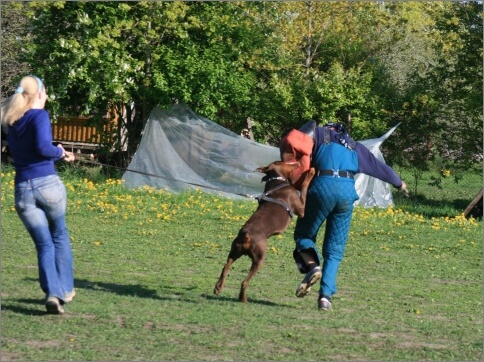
294, 176, 359, 298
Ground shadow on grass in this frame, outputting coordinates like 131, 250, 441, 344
202, 293, 297, 308
1, 299, 50, 316
8, 277, 293, 314
394, 193, 483, 219
73, 278, 167, 299
3, 281, 197, 317
21, 277, 173, 301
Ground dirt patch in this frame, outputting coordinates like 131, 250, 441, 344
398, 341, 448, 349
0, 351, 21, 361
24, 339, 62, 348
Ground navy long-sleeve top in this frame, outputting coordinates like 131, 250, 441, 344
7, 109, 64, 184
313, 127, 403, 188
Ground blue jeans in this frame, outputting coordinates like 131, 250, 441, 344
14, 175, 74, 302
294, 177, 359, 298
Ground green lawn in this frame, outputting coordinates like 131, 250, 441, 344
1, 168, 482, 361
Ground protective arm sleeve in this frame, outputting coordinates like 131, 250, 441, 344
355, 142, 403, 188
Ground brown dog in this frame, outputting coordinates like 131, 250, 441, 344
214, 161, 315, 302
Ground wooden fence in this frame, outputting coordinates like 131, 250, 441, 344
52, 116, 114, 151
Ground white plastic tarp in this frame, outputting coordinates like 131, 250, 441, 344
122, 105, 279, 198
122, 104, 399, 207
354, 123, 400, 207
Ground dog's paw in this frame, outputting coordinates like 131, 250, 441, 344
239, 296, 248, 303
214, 284, 223, 295
306, 167, 316, 180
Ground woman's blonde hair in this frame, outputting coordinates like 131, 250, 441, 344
0, 75, 44, 126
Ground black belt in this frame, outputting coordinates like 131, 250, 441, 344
316, 169, 354, 179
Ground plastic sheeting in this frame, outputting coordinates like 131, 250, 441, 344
354, 123, 400, 207
122, 104, 279, 198
122, 104, 399, 207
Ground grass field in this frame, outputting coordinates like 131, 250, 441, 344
394, 166, 482, 219
1, 166, 482, 361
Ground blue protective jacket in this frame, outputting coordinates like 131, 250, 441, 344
312, 126, 403, 188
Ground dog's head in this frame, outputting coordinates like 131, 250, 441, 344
256, 161, 300, 182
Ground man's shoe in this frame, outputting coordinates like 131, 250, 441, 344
296, 266, 322, 298
64, 290, 76, 303
318, 296, 332, 311
46, 297, 64, 314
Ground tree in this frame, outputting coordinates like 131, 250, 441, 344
15, 0, 482, 175
375, 2, 483, 176
250, 1, 392, 143
0, 2, 32, 98
434, 1, 483, 173
21, 1, 277, 164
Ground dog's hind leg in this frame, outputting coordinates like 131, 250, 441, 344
214, 256, 236, 295
214, 237, 246, 295
239, 245, 266, 303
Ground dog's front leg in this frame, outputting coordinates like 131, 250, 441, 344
294, 167, 315, 217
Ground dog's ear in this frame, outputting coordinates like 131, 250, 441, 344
261, 174, 270, 182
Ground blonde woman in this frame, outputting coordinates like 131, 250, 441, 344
1, 75, 76, 314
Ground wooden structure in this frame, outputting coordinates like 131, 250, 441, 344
463, 188, 483, 219
52, 116, 100, 150
52, 116, 116, 152
1, 108, 123, 163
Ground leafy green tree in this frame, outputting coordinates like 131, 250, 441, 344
22, 1, 276, 162
371, 2, 447, 169
434, 1, 483, 174
251, 1, 392, 143
0, 2, 32, 98
376, 2, 482, 177
14, 0, 482, 177
23, 1, 192, 160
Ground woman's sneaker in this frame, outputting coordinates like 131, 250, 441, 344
64, 290, 76, 303
318, 296, 332, 311
46, 297, 64, 314
296, 266, 322, 298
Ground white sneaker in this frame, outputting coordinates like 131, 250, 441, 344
318, 296, 332, 311
46, 297, 64, 314
64, 290, 76, 303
